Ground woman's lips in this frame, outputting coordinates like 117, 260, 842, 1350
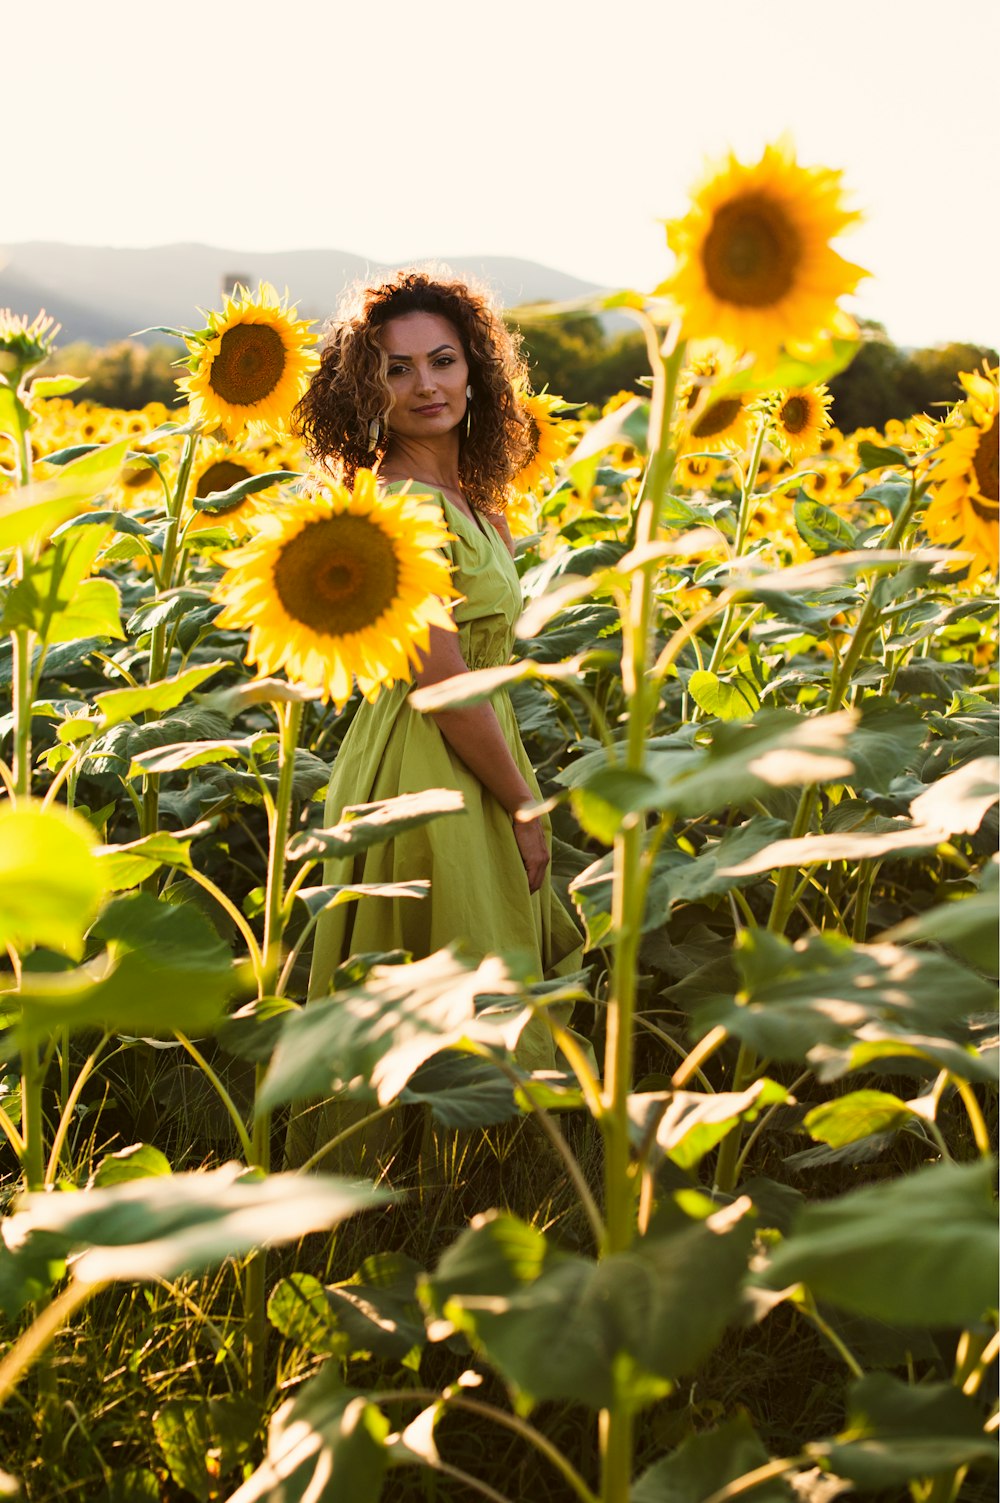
413, 403, 446, 415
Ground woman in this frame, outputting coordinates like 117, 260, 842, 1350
295, 269, 583, 1001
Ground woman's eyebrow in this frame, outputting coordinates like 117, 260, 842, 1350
385, 343, 457, 361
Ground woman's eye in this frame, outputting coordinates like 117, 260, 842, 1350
434, 356, 454, 367
387, 365, 408, 376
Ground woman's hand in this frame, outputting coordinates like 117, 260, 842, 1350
513, 811, 550, 894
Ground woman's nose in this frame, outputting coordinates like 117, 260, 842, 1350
414, 365, 437, 394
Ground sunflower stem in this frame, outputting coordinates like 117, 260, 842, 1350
245, 695, 303, 1404
141, 430, 200, 843
702, 414, 769, 683
600, 332, 684, 1503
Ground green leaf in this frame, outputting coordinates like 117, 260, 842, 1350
856, 440, 911, 472
286, 789, 466, 861
153, 1397, 258, 1502
259, 949, 527, 1110
2, 521, 122, 645
94, 661, 230, 728
326, 1251, 426, 1362
3, 1165, 392, 1283
90, 1143, 173, 1187
886, 859, 998, 973
0, 438, 131, 551
94, 827, 199, 890
710, 335, 860, 396
0, 802, 106, 958
129, 737, 253, 775
631, 1412, 789, 1503
646, 708, 858, 818
628, 1081, 790, 1171
802, 1090, 915, 1148
570, 767, 663, 844
688, 669, 760, 721
267, 1273, 349, 1357
192, 469, 299, 513
400, 1051, 517, 1128
694, 928, 994, 1065
31, 374, 89, 398
13, 893, 235, 1041
408, 654, 597, 712
757, 1159, 997, 1326
227, 1368, 389, 1503
813, 1373, 995, 1490
294, 880, 429, 920
422, 1197, 755, 1410
792, 498, 859, 556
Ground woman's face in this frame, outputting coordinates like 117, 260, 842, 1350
379, 311, 470, 442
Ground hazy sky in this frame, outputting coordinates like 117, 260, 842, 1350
4, 0, 998, 349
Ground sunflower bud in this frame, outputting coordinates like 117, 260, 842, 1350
0, 309, 60, 385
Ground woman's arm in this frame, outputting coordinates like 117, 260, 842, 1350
413, 624, 550, 891
485, 511, 516, 558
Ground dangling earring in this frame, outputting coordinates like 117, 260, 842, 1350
367, 417, 380, 453
464, 385, 473, 439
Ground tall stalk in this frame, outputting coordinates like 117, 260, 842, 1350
600, 331, 684, 1503
141, 429, 200, 839
245, 695, 303, 1402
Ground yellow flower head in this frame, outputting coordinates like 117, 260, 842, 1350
178, 283, 319, 441
186, 441, 275, 537
662, 140, 867, 359
513, 388, 577, 495
683, 390, 753, 454
772, 384, 834, 460
213, 469, 458, 707
923, 366, 999, 578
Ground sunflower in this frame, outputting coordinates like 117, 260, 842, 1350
504, 487, 538, 539
178, 283, 319, 441
923, 367, 999, 577
662, 140, 867, 359
0, 308, 59, 382
772, 384, 833, 460
683, 391, 752, 453
213, 469, 458, 707
512, 389, 577, 495
186, 442, 274, 536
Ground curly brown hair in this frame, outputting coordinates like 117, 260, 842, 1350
292, 268, 532, 513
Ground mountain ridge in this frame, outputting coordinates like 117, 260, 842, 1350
0, 241, 606, 346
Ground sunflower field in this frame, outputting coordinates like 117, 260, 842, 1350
1, 142, 997, 1503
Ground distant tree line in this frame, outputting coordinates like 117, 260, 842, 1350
511, 314, 997, 432
43, 321, 997, 434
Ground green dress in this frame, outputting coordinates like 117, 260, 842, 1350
307, 485, 583, 1000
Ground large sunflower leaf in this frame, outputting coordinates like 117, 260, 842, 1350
94, 662, 230, 729
811, 1374, 995, 1490
0, 802, 106, 959
421, 1197, 754, 1411
0, 438, 131, 550
2, 1166, 391, 1284
756, 1159, 997, 1327
93, 826, 202, 891
192, 469, 299, 513
12, 893, 235, 1041
884, 857, 998, 973
286, 789, 466, 861
631, 1413, 790, 1503
693, 928, 994, 1065
627, 1081, 791, 1171
225, 1368, 388, 1503
259, 948, 528, 1110
560, 709, 858, 820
